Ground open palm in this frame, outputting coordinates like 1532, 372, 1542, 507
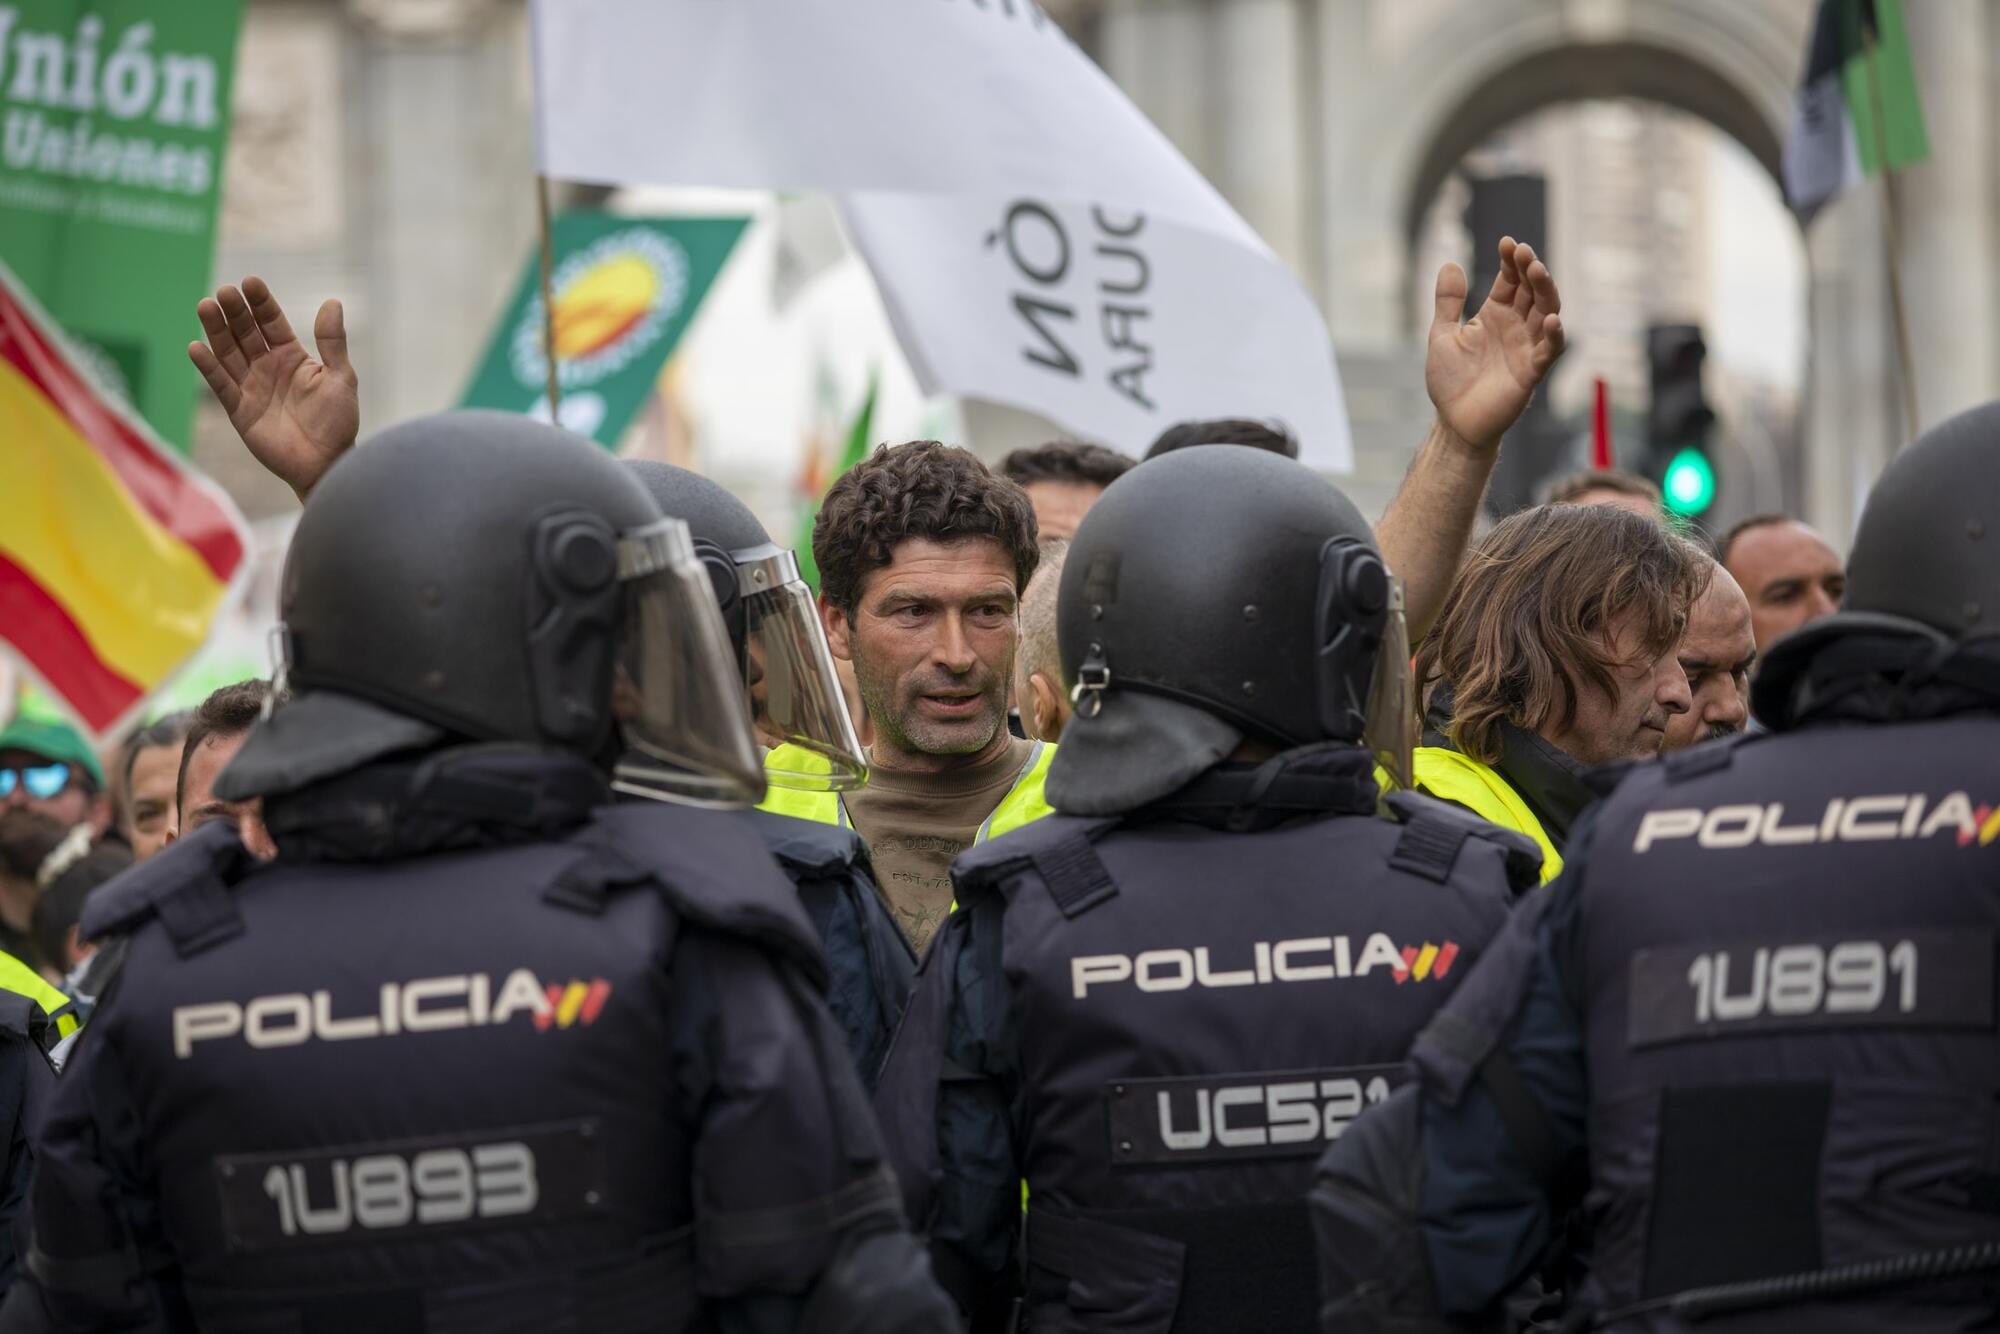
189, 277, 359, 501
1426, 237, 1565, 449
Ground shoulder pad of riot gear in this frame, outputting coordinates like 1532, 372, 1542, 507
949, 813, 1121, 915
79, 820, 257, 955
569, 803, 828, 989
744, 808, 871, 879
1383, 790, 1543, 894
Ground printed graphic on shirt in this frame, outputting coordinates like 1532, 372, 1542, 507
1105, 1065, 1405, 1164
215, 1119, 606, 1252
1627, 929, 1994, 1048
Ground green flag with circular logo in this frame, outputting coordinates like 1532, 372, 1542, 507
460, 211, 747, 447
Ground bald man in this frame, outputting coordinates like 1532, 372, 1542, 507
1012, 539, 1070, 742
1662, 560, 1756, 750
1720, 515, 1846, 653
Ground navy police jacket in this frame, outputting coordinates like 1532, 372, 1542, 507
1316, 713, 2000, 1332
0, 747, 943, 1334
873, 745, 1536, 1333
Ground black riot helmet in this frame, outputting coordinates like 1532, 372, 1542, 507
1754, 400, 2000, 727
215, 412, 765, 806
622, 460, 867, 794
1048, 445, 1412, 817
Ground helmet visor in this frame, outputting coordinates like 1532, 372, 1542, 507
612, 519, 767, 807
738, 546, 868, 792
1364, 577, 1416, 793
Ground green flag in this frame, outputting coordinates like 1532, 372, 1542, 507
1784, 0, 1929, 212
460, 211, 747, 448
0, 1, 245, 449
795, 371, 878, 592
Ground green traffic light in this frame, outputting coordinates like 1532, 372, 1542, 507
1662, 447, 1716, 515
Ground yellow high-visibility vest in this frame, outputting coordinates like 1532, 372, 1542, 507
758, 740, 1056, 847
1378, 746, 1563, 884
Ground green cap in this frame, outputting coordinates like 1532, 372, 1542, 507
0, 716, 106, 790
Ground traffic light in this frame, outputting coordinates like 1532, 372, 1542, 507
1643, 323, 1717, 518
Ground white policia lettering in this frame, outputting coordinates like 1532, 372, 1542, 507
1156, 1076, 1393, 1152
173, 969, 559, 1059
1686, 939, 1917, 1024
1632, 791, 1983, 853
1071, 933, 1409, 1000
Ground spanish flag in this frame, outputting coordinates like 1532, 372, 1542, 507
0, 259, 248, 741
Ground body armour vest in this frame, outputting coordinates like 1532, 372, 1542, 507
71, 751, 835, 1334
1574, 717, 2000, 1330
949, 750, 1532, 1333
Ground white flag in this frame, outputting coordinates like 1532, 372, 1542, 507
530, 0, 1351, 468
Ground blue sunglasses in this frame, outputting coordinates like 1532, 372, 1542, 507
0, 764, 71, 800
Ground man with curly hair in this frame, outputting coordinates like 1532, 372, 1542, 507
765, 440, 1051, 949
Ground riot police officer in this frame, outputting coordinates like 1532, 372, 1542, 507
1314, 402, 2000, 1330
620, 461, 913, 1085
0, 413, 953, 1333
181, 277, 909, 1084
871, 445, 1540, 1331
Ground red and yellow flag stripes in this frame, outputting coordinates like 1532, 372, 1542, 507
0, 262, 248, 738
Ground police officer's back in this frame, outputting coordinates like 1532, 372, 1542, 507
872, 447, 1538, 1332
0, 414, 952, 1333
1314, 403, 2000, 1330
620, 461, 912, 1087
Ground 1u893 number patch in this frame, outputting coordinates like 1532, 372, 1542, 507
214, 1120, 606, 1253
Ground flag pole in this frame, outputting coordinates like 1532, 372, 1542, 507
1861, 22, 1919, 442
535, 173, 562, 421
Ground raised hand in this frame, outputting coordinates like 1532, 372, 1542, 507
1425, 237, 1565, 451
188, 277, 360, 502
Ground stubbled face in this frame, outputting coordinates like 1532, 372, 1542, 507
176, 731, 277, 860
824, 537, 1019, 769
1664, 568, 1756, 751
1540, 613, 1694, 766
1725, 521, 1846, 653
1020, 480, 1104, 540
124, 742, 181, 862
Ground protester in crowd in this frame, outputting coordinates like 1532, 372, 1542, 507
1144, 416, 1300, 459
1662, 557, 1755, 750
1719, 512, 1848, 654
1545, 467, 1663, 519
998, 440, 1134, 540
0, 813, 65, 971
875, 446, 1537, 1330
0, 715, 110, 837
1315, 404, 2000, 1334
1405, 504, 1705, 881
171, 679, 280, 860
788, 440, 1052, 949
1011, 538, 1071, 743
30, 841, 128, 990
115, 711, 192, 863
6, 413, 954, 1333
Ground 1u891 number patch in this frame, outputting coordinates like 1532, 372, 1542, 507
1627, 929, 1993, 1049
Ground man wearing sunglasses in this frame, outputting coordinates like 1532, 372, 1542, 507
0, 716, 110, 839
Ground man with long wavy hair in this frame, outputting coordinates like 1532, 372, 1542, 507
1405, 504, 1709, 881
